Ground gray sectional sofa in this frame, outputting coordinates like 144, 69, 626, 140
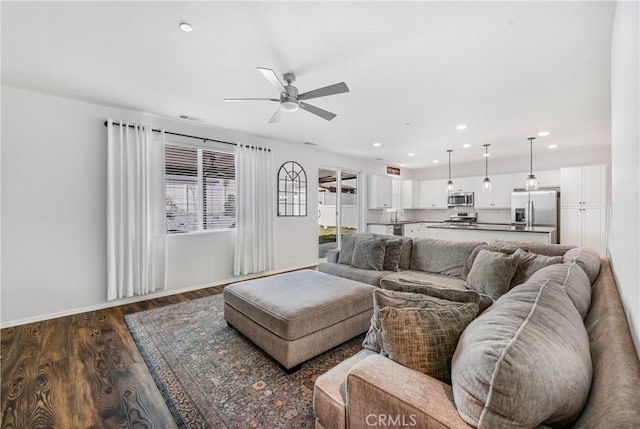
314, 233, 640, 429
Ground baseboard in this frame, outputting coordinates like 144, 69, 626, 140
0, 263, 318, 328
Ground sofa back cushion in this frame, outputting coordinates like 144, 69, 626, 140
528, 261, 592, 319
410, 239, 485, 277
510, 249, 563, 288
495, 239, 576, 257
563, 247, 602, 284
452, 279, 592, 428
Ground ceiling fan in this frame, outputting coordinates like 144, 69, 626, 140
224, 67, 349, 123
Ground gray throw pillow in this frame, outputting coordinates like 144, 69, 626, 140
466, 250, 520, 300
351, 237, 386, 271
337, 234, 357, 265
380, 303, 479, 384
510, 248, 562, 288
452, 279, 592, 428
382, 238, 403, 272
363, 289, 467, 354
410, 239, 485, 277
380, 277, 493, 313
461, 243, 520, 280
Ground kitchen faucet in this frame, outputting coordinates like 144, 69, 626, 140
391, 209, 401, 223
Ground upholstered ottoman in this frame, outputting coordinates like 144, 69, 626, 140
223, 269, 377, 372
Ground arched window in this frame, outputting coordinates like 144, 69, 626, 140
278, 161, 307, 216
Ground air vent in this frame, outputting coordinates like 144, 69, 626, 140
179, 114, 204, 123
375, 157, 384, 161
304, 142, 318, 147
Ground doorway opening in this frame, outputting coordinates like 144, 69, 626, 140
318, 168, 360, 259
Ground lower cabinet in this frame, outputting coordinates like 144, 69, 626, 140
561, 206, 606, 256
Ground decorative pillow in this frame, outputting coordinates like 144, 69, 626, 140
351, 237, 386, 271
382, 238, 403, 272
466, 250, 520, 300
398, 237, 413, 270
461, 243, 520, 280
379, 303, 479, 384
452, 279, 592, 428
562, 247, 602, 284
363, 289, 468, 354
510, 248, 563, 288
337, 234, 357, 265
529, 262, 592, 319
410, 239, 485, 277
380, 277, 493, 313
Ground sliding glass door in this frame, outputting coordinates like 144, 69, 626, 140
318, 168, 361, 259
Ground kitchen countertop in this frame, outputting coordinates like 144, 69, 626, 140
367, 221, 556, 234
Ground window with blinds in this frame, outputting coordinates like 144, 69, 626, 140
165, 144, 236, 233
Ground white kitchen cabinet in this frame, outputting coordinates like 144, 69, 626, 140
402, 180, 421, 209
392, 178, 402, 209
560, 165, 607, 256
561, 165, 606, 206
367, 175, 393, 209
561, 206, 606, 256
474, 174, 513, 208
367, 224, 394, 235
451, 177, 476, 193
419, 179, 448, 209
513, 169, 561, 189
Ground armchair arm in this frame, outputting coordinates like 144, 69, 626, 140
346, 355, 472, 429
326, 248, 340, 263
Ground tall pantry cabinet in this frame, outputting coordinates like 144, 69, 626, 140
560, 165, 607, 256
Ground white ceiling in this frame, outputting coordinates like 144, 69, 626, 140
1, 1, 616, 169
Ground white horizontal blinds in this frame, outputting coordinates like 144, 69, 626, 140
165, 143, 236, 233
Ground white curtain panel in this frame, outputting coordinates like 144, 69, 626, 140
234, 145, 275, 276
106, 119, 167, 300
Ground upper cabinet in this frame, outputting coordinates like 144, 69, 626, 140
419, 179, 448, 209
450, 177, 476, 193
560, 165, 606, 206
513, 169, 561, 189
474, 174, 513, 208
401, 180, 421, 209
367, 174, 393, 209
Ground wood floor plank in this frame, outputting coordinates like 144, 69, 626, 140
1, 285, 226, 428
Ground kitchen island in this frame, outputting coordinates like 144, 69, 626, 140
367, 222, 557, 244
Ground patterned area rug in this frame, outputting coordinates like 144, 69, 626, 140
125, 293, 364, 429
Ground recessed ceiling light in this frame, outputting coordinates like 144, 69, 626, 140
373, 142, 382, 147
538, 131, 550, 137
179, 23, 193, 32
456, 124, 468, 130
408, 153, 415, 157
433, 160, 439, 164
399, 163, 406, 167
462, 143, 472, 148
548, 144, 558, 149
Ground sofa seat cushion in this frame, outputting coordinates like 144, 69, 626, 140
313, 349, 376, 429
562, 247, 602, 284
380, 275, 493, 313
410, 239, 485, 277
317, 262, 392, 286
452, 279, 592, 428
381, 270, 467, 291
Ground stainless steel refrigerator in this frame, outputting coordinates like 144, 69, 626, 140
511, 190, 560, 242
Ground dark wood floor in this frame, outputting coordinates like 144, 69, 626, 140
1, 285, 225, 429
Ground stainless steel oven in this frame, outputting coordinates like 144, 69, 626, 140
447, 192, 474, 208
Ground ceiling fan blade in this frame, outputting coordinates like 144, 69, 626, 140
258, 67, 287, 94
224, 98, 279, 102
299, 102, 337, 121
268, 107, 284, 124
298, 82, 349, 101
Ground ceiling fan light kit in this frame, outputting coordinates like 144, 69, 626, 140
224, 67, 349, 123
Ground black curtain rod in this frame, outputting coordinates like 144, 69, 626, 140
103, 120, 270, 152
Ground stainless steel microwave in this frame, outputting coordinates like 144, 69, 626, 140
447, 192, 474, 207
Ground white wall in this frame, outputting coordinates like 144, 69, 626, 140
0, 86, 390, 326
610, 0, 640, 356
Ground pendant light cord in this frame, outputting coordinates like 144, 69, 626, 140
447, 149, 452, 181
528, 137, 535, 176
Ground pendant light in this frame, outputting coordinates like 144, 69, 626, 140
525, 137, 538, 191
482, 144, 492, 192
446, 149, 454, 193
